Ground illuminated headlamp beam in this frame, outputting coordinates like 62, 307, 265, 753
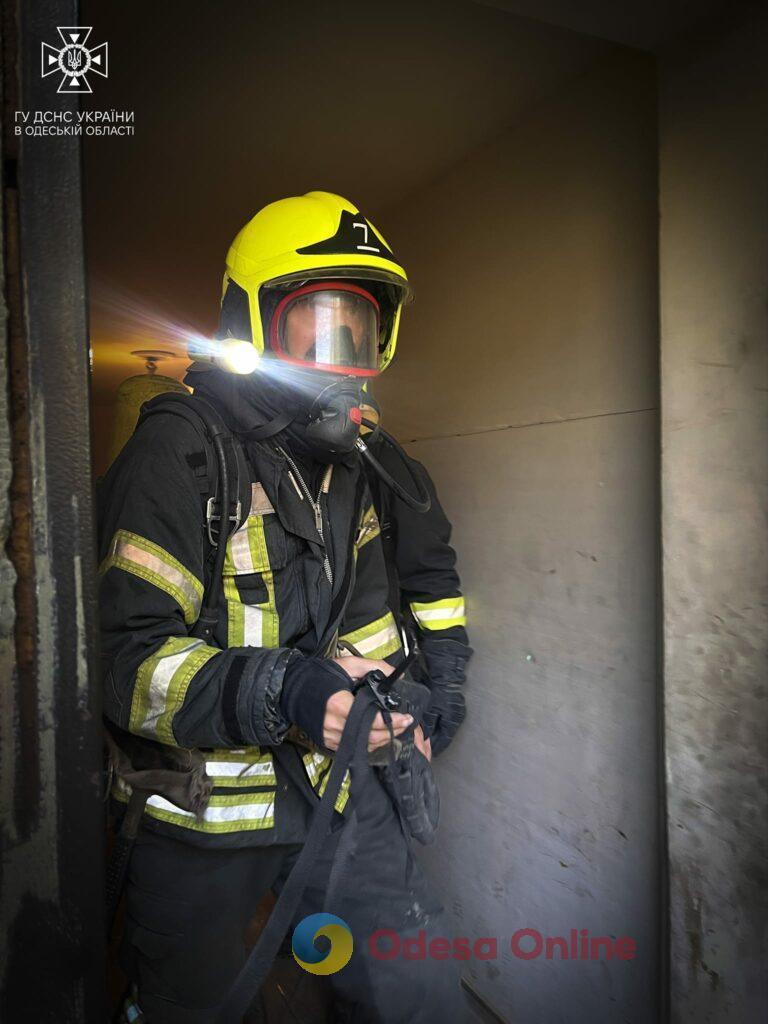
187, 337, 260, 375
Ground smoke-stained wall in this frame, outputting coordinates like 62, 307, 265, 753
376, 55, 660, 1022
659, 10, 768, 1020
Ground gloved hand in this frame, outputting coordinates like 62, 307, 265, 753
417, 636, 472, 756
279, 657, 352, 749
280, 656, 414, 753
422, 683, 466, 756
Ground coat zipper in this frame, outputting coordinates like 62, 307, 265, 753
276, 446, 334, 586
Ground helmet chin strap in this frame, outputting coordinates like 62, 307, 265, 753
237, 407, 296, 441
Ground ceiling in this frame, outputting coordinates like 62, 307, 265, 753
81, 0, 612, 401
475, 0, 731, 50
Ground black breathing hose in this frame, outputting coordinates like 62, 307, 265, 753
356, 419, 432, 513
191, 428, 231, 640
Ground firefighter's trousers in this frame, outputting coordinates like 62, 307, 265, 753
121, 770, 462, 1023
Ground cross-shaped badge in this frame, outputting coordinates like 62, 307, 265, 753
41, 26, 108, 94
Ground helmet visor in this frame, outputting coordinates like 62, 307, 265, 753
270, 282, 380, 376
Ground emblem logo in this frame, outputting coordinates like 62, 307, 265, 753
297, 210, 397, 260
41, 27, 108, 94
292, 913, 353, 975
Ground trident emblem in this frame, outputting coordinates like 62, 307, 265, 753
41, 27, 108, 94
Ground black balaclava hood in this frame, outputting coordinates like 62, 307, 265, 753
184, 362, 363, 466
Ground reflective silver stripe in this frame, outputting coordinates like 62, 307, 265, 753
353, 622, 399, 657
226, 487, 273, 574
140, 638, 206, 737
101, 530, 203, 625
318, 768, 351, 812
410, 597, 467, 630
130, 637, 219, 743
301, 751, 350, 811
250, 482, 275, 515
228, 525, 257, 573
113, 774, 130, 797
114, 766, 278, 826
205, 760, 273, 779
355, 505, 381, 549
302, 751, 330, 786
413, 606, 464, 622
146, 794, 273, 823
242, 603, 264, 646
340, 611, 401, 659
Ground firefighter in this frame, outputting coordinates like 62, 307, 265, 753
100, 192, 461, 1023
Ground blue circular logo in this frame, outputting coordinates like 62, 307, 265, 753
292, 913, 353, 975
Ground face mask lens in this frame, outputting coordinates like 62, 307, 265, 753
273, 285, 380, 374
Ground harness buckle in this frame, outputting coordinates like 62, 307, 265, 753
347, 649, 419, 712
205, 496, 243, 547
354, 669, 402, 712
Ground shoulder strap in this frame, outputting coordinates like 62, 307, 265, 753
137, 392, 253, 525
137, 392, 251, 640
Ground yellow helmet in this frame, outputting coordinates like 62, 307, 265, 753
219, 191, 410, 376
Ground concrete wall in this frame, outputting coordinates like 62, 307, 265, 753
659, 9, 768, 1022
377, 55, 660, 1021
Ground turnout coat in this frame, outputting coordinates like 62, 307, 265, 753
98, 398, 399, 848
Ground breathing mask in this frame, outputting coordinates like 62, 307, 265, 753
304, 373, 365, 463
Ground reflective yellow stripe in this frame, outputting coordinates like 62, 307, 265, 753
260, 567, 280, 648
129, 636, 219, 744
355, 504, 381, 550
100, 529, 203, 625
339, 611, 401, 660
224, 574, 246, 647
224, 497, 272, 574
410, 596, 466, 631
318, 767, 352, 813
143, 792, 275, 832
302, 751, 351, 812
302, 750, 330, 786
113, 743, 277, 832
225, 575, 271, 648
113, 777, 276, 832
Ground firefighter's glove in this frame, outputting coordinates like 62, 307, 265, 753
418, 637, 472, 756
280, 657, 352, 749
